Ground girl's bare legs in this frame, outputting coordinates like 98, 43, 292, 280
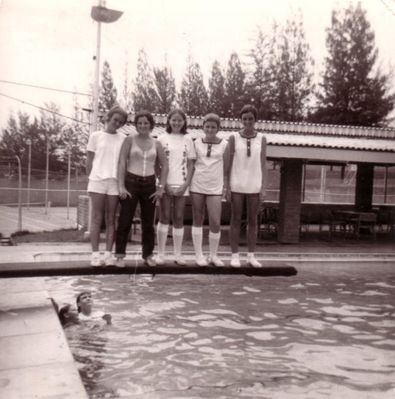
104, 194, 119, 252
156, 194, 171, 261
229, 192, 244, 267
246, 193, 262, 267
206, 195, 223, 266
90, 192, 105, 252
172, 196, 186, 264
230, 192, 244, 253
191, 193, 207, 265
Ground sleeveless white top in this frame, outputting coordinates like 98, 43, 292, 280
127, 137, 157, 177
230, 132, 264, 194
190, 138, 228, 195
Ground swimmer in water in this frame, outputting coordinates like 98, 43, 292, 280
76, 291, 112, 325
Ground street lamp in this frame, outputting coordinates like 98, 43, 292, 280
26, 138, 32, 209
90, 1, 123, 133
45, 138, 50, 214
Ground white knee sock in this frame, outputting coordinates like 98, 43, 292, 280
209, 231, 221, 258
156, 223, 169, 256
172, 226, 184, 256
192, 226, 203, 258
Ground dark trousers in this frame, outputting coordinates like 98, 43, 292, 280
115, 173, 156, 259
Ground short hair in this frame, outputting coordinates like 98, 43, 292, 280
166, 109, 188, 134
58, 304, 71, 326
134, 110, 155, 129
105, 105, 128, 124
76, 291, 90, 313
239, 104, 258, 120
203, 113, 221, 129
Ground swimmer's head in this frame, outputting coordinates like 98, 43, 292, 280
58, 304, 79, 326
76, 291, 93, 315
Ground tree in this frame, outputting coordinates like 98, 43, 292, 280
246, 27, 277, 120
59, 96, 89, 175
178, 55, 208, 116
38, 102, 66, 173
208, 60, 226, 117
119, 59, 133, 112
223, 52, 246, 118
271, 12, 314, 121
132, 48, 159, 112
98, 60, 118, 123
153, 64, 176, 114
313, 2, 394, 126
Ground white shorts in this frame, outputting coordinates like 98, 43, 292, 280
87, 178, 119, 196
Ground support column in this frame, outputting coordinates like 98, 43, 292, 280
277, 159, 303, 243
355, 164, 374, 211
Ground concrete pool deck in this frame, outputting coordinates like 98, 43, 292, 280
0, 278, 88, 399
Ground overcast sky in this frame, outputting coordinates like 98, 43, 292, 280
1, 0, 395, 130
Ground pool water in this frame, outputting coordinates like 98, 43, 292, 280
45, 266, 395, 398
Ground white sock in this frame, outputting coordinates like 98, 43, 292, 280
192, 226, 203, 258
92, 251, 100, 259
209, 231, 221, 258
156, 223, 169, 256
172, 226, 184, 256
231, 253, 240, 260
247, 252, 255, 259
103, 250, 111, 258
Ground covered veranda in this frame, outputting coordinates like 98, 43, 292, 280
121, 115, 395, 244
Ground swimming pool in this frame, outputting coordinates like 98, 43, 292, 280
45, 264, 395, 398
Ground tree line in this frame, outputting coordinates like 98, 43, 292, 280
1, 2, 394, 176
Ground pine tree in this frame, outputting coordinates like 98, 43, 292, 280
153, 65, 176, 114
98, 60, 118, 124
132, 48, 159, 112
246, 27, 276, 120
59, 96, 89, 174
313, 2, 394, 126
208, 60, 226, 117
271, 12, 314, 121
38, 102, 66, 173
119, 60, 133, 112
223, 52, 246, 118
179, 55, 208, 116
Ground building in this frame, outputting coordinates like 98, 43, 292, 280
120, 114, 395, 243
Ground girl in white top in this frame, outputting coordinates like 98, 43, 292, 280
156, 109, 196, 265
227, 104, 267, 268
86, 106, 128, 267
190, 113, 230, 267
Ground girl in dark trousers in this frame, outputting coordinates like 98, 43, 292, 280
114, 111, 168, 267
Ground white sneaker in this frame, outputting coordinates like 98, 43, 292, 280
174, 255, 187, 265
114, 257, 125, 268
90, 253, 103, 267
155, 254, 166, 265
103, 253, 116, 266
195, 256, 208, 267
208, 256, 224, 267
230, 255, 241, 268
247, 256, 262, 268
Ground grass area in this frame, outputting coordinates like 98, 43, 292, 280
11, 228, 88, 243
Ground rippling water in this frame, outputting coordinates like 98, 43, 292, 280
44, 268, 395, 398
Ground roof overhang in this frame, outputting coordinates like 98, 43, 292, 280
268, 145, 395, 165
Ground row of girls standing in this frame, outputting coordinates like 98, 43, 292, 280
86, 104, 267, 267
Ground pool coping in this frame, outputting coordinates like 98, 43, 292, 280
0, 279, 89, 399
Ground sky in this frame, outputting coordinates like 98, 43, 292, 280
1, 0, 395, 131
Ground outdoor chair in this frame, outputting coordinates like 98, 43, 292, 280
349, 212, 377, 240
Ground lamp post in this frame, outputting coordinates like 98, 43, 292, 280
66, 145, 71, 220
90, 1, 123, 132
45, 138, 50, 214
26, 138, 32, 209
